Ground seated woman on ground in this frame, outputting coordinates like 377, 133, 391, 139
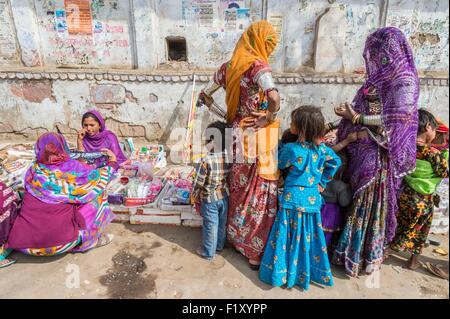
6, 133, 118, 257
77, 110, 127, 168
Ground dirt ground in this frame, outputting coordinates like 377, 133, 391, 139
1, 223, 448, 299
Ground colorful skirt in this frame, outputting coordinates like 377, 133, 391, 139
259, 206, 333, 290
18, 238, 81, 257
18, 197, 114, 256
332, 167, 388, 277
227, 163, 278, 262
321, 203, 343, 247
390, 184, 435, 255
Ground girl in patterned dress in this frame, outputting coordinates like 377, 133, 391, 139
259, 106, 341, 290
391, 110, 449, 270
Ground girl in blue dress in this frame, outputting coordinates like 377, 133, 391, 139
259, 105, 341, 290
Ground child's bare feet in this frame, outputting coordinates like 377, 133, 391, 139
408, 254, 421, 270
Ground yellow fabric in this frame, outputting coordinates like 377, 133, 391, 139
225, 20, 278, 124
240, 118, 280, 181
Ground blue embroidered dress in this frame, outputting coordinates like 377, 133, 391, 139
259, 142, 341, 290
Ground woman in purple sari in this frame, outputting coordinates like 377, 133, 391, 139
78, 110, 127, 167
7, 133, 118, 256
331, 27, 419, 277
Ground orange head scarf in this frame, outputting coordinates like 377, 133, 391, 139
225, 20, 278, 124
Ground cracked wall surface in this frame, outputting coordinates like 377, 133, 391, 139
0, 0, 448, 143
0, 74, 448, 144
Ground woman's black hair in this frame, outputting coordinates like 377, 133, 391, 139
418, 108, 438, 134
281, 129, 299, 144
291, 105, 326, 143
204, 121, 229, 152
82, 112, 101, 126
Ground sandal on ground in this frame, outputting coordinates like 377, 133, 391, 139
195, 248, 212, 261
407, 258, 421, 271
95, 234, 114, 249
425, 262, 449, 280
0, 259, 16, 268
249, 259, 260, 271
249, 264, 260, 271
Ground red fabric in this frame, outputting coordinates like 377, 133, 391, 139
437, 125, 449, 133
215, 60, 278, 262
36, 133, 70, 165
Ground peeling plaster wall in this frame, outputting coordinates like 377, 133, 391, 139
1, 73, 448, 145
0, 0, 448, 144
0, 0, 20, 65
387, 0, 449, 73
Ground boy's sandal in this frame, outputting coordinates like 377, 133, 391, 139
249, 259, 261, 271
425, 262, 449, 280
249, 264, 260, 271
95, 234, 114, 249
195, 248, 212, 261
0, 259, 16, 269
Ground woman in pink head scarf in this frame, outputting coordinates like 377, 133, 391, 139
77, 110, 127, 167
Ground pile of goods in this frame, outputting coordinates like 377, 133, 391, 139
106, 145, 203, 227
0, 145, 35, 197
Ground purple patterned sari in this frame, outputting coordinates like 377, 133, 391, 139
7, 133, 117, 255
333, 27, 419, 276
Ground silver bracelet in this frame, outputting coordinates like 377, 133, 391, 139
203, 82, 221, 96
361, 115, 383, 126
256, 72, 277, 92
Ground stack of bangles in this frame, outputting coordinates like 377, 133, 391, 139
352, 112, 362, 125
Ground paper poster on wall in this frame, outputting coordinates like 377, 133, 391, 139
55, 9, 67, 33
236, 8, 250, 30
182, 0, 195, 26
224, 9, 237, 31
65, 0, 93, 34
0, 0, 18, 59
93, 20, 103, 33
195, 0, 216, 28
219, 0, 245, 11
268, 13, 283, 64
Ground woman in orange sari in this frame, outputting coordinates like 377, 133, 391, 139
200, 21, 281, 269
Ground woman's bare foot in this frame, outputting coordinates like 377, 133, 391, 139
95, 234, 114, 249
383, 248, 392, 261
408, 254, 421, 270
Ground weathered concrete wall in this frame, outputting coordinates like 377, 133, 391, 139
0, 0, 448, 143
1, 71, 448, 145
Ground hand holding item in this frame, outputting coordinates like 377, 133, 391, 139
334, 102, 356, 121
77, 128, 87, 141
250, 111, 271, 129
318, 184, 324, 193
101, 148, 117, 163
198, 91, 214, 108
357, 130, 370, 140
345, 132, 359, 144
